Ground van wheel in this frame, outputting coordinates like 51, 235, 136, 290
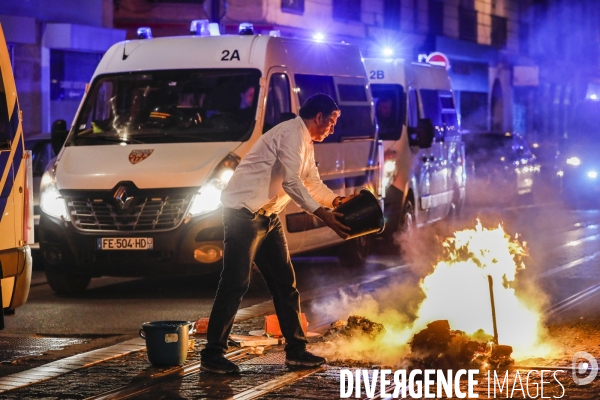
401, 197, 416, 234
449, 187, 463, 218
45, 266, 91, 295
338, 235, 370, 268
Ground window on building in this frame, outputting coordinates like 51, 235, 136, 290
384, 0, 401, 31
519, 22, 529, 54
281, 0, 304, 14
491, 15, 507, 48
264, 73, 292, 133
50, 50, 103, 131
459, 91, 488, 132
459, 7, 478, 42
333, 0, 361, 22
428, 0, 444, 36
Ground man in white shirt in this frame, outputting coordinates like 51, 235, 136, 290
200, 94, 351, 374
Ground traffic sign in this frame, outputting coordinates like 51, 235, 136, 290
426, 52, 450, 70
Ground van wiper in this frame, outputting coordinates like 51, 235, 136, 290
74, 134, 146, 145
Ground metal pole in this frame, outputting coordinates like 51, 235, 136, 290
488, 275, 499, 345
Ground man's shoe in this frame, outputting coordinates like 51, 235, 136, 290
200, 355, 241, 374
285, 350, 327, 367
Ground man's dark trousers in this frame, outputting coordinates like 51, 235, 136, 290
201, 207, 308, 357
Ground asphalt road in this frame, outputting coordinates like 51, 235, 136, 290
3, 199, 600, 399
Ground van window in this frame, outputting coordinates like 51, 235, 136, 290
295, 74, 340, 142
371, 83, 406, 140
69, 68, 261, 146
294, 74, 336, 105
420, 89, 458, 139
0, 69, 11, 149
264, 73, 292, 133
338, 84, 368, 102
335, 79, 375, 141
294, 74, 374, 142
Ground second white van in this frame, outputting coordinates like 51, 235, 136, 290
364, 58, 466, 244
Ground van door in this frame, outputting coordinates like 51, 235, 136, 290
419, 89, 454, 221
263, 68, 303, 252
408, 87, 433, 224
290, 74, 342, 250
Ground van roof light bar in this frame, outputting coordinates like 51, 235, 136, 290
190, 19, 211, 36
208, 22, 221, 36
239, 22, 254, 35
137, 27, 153, 39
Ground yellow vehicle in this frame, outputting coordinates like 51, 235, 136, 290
0, 24, 33, 329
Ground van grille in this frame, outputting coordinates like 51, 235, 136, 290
66, 194, 193, 232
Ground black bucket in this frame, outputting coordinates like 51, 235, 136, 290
334, 190, 385, 240
139, 320, 195, 366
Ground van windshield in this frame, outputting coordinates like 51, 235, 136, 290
69, 69, 261, 145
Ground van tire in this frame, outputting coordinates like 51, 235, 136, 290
338, 235, 370, 268
401, 197, 416, 234
449, 187, 463, 218
45, 266, 91, 295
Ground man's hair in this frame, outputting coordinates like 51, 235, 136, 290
299, 93, 340, 119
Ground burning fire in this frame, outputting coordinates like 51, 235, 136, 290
318, 221, 555, 363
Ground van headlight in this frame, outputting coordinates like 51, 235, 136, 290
382, 150, 397, 189
188, 154, 239, 216
39, 169, 70, 220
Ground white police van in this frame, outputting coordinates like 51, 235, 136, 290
0, 24, 33, 326
364, 58, 465, 242
39, 22, 381, 293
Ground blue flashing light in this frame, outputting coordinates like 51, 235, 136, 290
190, 19, 210, 36
313, 33, 325, 42
383, 47, 394, 57
137, 27, 153, 39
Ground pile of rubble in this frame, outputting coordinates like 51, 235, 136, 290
324, 317, 513, 370
408, 320, 513, 370
324, 315, 385, 339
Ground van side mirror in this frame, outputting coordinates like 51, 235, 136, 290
51, 119, 68, 155
417, 118, 435, 149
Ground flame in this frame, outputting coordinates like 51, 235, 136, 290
316, 221, 555, 363
410, 221, 552, 359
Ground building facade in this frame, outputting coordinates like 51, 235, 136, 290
1, 0, 125, 136
4, 0, 599, 144
113, 0, 537, 138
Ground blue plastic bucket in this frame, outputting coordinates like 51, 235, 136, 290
139, 320, 195, 366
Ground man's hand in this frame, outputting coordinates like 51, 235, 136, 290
313, 207, 351, 239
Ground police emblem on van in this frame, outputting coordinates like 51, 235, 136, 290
129, 149, 154, 164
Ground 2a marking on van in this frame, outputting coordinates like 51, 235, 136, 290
221, 49, 240, 61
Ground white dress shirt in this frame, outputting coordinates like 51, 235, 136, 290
221, 116, 338, 214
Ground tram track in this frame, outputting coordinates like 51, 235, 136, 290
8, 205, 600, 399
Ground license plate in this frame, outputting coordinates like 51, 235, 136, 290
97, 238, 153, 250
